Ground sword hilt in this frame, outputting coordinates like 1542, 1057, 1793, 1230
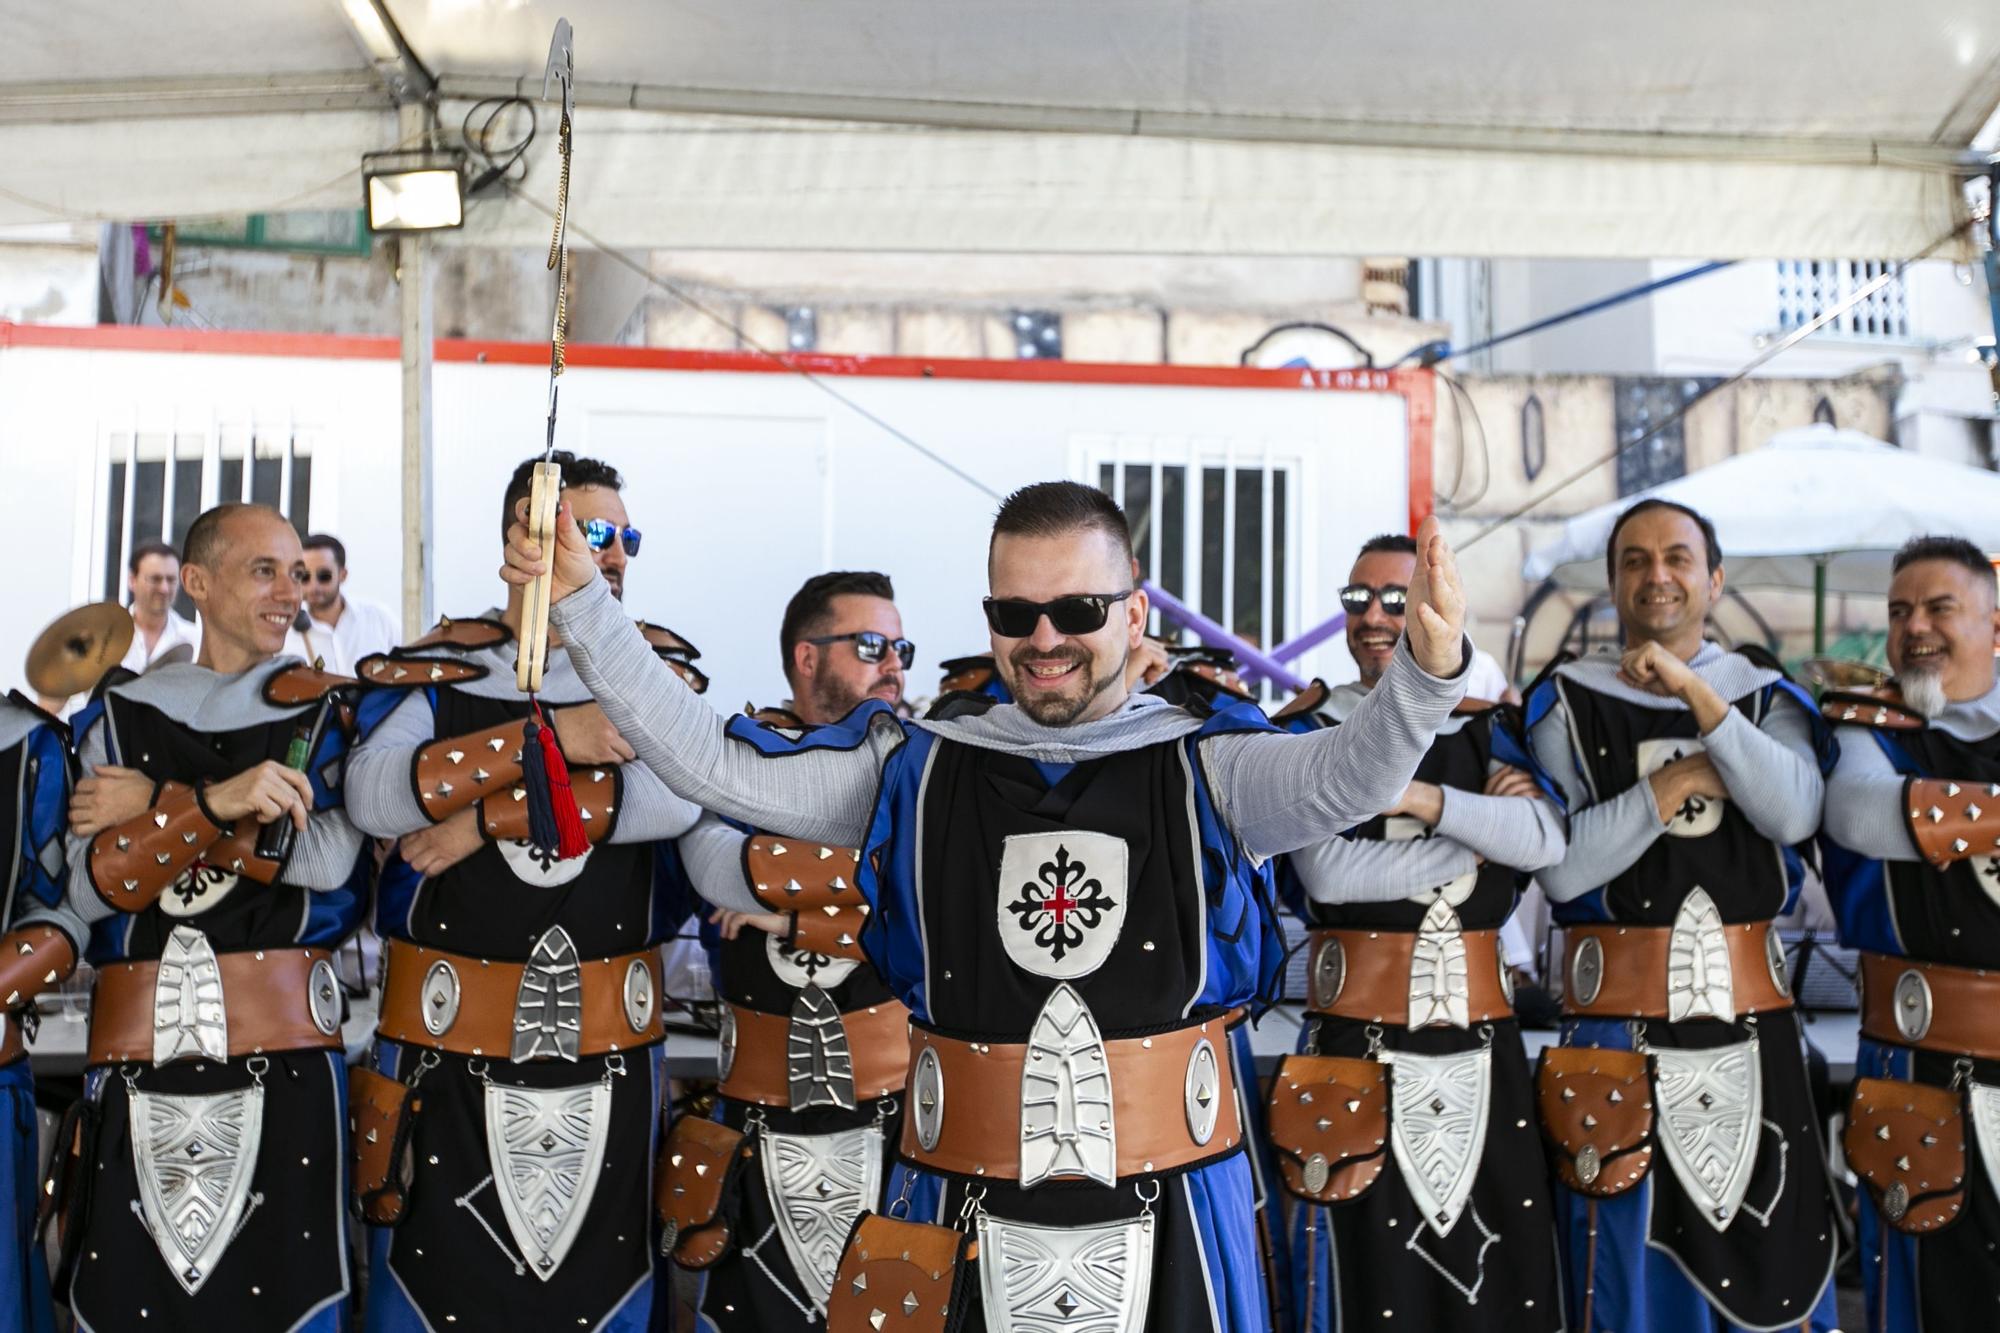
516, 460, 562, 693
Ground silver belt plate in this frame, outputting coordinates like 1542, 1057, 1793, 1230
762, 1123, 885, 1315
1652, 1036, 1762, 1229
1020, 983, 1116, 1188
1384, 1045, 1491, 1236
484, 1078, 612, 1279
976, 1211, 1155, 1333
1408, 896, 1472, 1030
1970, 1081, 2000, 1215
153, 924, 228, 1066
787, 982, 857, 1112
130, 1082, 265, 1294
1665, 886, 1735, 1023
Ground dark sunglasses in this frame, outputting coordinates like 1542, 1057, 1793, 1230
982, 592, 1133, 638
805, 631, 915, 669
1338, 583, 1407, 617
309, 569, 340, 585
580, 518, 642, 557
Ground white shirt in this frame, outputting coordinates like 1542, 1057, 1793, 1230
1463, 647, 1514, 703
119, 609, 200, 673
293, 595, 401, 676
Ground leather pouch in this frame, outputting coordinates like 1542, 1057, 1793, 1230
657, 1116, 752, 1269
826, 1211, 975, 1333
1266, 1054, 1389, 1204
1844, 1076, 1966, 1234
1536, 1045, 1654, 1197
349, 1064, 424, 1226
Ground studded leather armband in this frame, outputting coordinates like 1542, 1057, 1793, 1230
789, 905, 870, 962
88, 781, 225, 911
0, 926, 76, 1010
204, 821, 284, 886
478, 765, 618, 843
1904, 777, 2000, 869
414, 721, 529, 822
745, 836, 864, 912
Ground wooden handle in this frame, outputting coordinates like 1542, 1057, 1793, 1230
516, 461, 561, 693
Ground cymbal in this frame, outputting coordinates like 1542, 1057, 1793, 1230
25, 602, 133, 698
1800, 656, 1889, 690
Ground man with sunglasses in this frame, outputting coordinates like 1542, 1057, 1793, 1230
294, 533, 400, 676
1271, 532, 1566, 1332
507, 479, 1470, 1331
345, 452, 706, 1333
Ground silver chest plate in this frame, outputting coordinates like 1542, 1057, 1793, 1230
1652, 1036, 1762, 1229
762, 1124, 886, 1315
912, 1043, 945, 1151
483, 1078, 612, 1279
512, 926, 584, 1062
787, 983, 856, 1112
1666, 886, 1735, 1023
1021, 984, 1116, 1188
129, 1081, 265, 1293
153, 925, 228, 1066
1384, 1045, 1491, 1236
1971, 1082, 2000, 1215
976, 1211, 1155, 1333
1408, 896, 1471, 1030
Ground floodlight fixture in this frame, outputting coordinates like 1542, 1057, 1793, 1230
363, 148, 466, 233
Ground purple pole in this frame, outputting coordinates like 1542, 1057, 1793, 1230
1142, 580, 1306, 693
1266, 611, 1347, 665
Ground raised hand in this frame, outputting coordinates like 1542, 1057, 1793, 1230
1404, 515, 1466, 678
500, 497, 599, 606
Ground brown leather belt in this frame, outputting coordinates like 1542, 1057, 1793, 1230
899, 1010, 1243, 1181
717, 1001, 910, 1107
377, 938, 663, 1060
1561, 919, 1791, 1020
1305, 927, 1514, 1026
88, 947, 343, 1066
1860, 952, 2000, 1061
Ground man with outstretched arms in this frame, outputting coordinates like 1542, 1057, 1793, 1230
0, 691, 74, 1332
666, 570, 919, 1329
345, 452, 704, 1332
1522, 499, 1840, 1332
1820, 535, 2000, 1332
56, 502, 367, 1330
506, 480, 1471, 1332
1271, 532, 1566, 1332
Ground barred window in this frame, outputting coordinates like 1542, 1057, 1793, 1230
1776, 260, 1910, 341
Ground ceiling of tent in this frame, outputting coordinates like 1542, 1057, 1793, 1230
2, 0, 1995, 257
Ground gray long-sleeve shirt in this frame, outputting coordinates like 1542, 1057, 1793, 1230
548, 576, 1470, 858
1527, 646, 1822, 903
677, 813, 759, 915
1823, 683, 2000, 862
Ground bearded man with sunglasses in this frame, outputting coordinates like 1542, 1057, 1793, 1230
345, 452, 707, 1332
505, 479, 1469, 1332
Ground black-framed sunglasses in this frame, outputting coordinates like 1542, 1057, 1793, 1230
309, 568, 340, 584
982, 592, 1133, 638
804, 631, 916, 670
1338, 583, 1408, 617
580, 518, 643, 557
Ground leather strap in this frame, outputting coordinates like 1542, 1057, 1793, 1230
414, 720, 529, 822
87, 947, 343, 1065
745, 835, 865, 912
1561, 919, 1792, 1019
790, 906, 869, 962
377, 938, 664, 1059
477, 764, 618, 842
1903, 777, 2000, 870
1860, 952, 2000, 1061
717, 1001, 910, 1107
88, 781, 224, 912
898, 1011, 1243, 1181
1305, 926, 1514, 1026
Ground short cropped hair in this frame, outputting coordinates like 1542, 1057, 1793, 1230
181, 503, 273, 571
989, 482, 1136, 575
1357, 533, 1418, 558
1892, 534, 1996, 598
1605, 498, 1722, 583
128, 540, 178, 574
501, 451, 623, 539
780, 571, 897, 684
303, 533, 347, 568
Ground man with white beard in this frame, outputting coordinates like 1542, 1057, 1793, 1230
1821, 534, 2000, 1332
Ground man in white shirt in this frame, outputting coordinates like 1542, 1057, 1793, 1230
293, 533, 400, 674
117, 540, 199, 673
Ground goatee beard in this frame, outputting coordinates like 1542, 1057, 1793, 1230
1899, 667, 1947, 719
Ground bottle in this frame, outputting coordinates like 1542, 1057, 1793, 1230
255, 709, 321, 862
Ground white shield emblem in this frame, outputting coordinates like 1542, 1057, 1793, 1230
765, 930, 859, 991
1385, 1045, 1491, 1235
1969, 856, 2000, 910
1653, 1037, 1762, 1229
996, 831, 1128, 980
1969, 1082, 2000, 1216
1636, 738, 1725, 837
763, 1124, 885, 1314
154, 925, 228, 1066
976, 1212, 1154, 1333
1408, 896, 1471, 1030
483, 1080, 612, 1279
129, 1082, 265, 1293
1384, 815, 1436, 844
496, 837, 592, 887
1020, 984, 1116, 1188
159, 863, 240, 917
1666, 887, 1735, 1023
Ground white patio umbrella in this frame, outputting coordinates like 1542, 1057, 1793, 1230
1521, 424, 2000, 650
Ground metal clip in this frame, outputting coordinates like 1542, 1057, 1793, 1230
1134, 1177, 1162, 1232
245, 1054, 269, 1087
406, 1048, 441, 1089
887, 1164, 917, 1220
956, 1181, 987, 1232
601, 1052, 626, 1088
1626, 1019, 1650, 1054
1953, 1057, 1975, 1092
1363, 1023, 1385, 1061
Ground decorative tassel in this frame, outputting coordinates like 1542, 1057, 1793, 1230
521, 703, 589, 860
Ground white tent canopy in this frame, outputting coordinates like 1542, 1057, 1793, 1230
1522, 425, 2000, 595
3, 0, 1995, 257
